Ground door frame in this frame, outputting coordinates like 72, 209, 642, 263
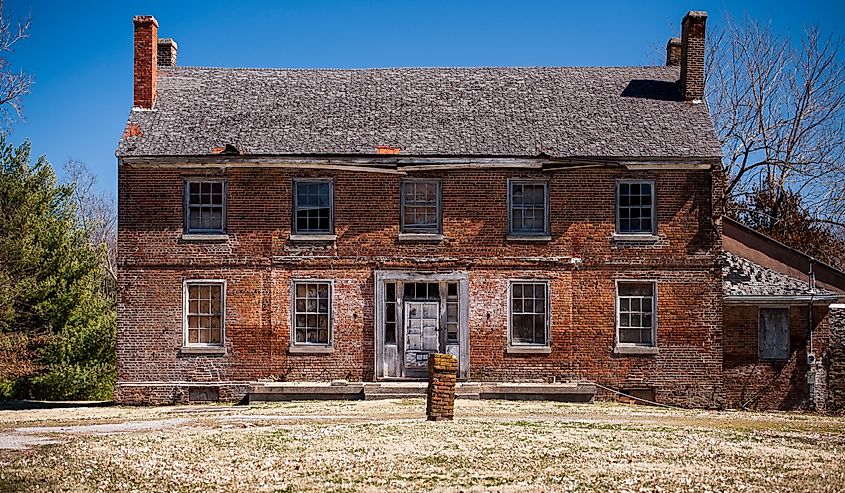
374, 270, 470, 380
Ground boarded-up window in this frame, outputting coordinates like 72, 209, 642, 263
509, 281, 549, 346
758, 308, 789, 360
185, 282, 224, 346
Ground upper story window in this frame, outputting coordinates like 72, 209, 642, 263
616, 180, 655, 234
758, 307, 789, 360
616, 281, 656, 346
509, 180, 549, 236
185, 178, 225, 233
509, 281, 550, 347
184, 281, 225, 347
293, 179, 333, 234
292, 281, 332, 346
400, 179, 441, 234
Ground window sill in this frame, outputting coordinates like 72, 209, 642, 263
507, 235, 552, 242
289, 234, 337, 242
181, 233, 229, 242
397, 233, 444, 242
614, 345, 658, 356
288, 345, 334, 355
611, 234, 660, 243
507, 345, 551, 355
180, 346, 227, 355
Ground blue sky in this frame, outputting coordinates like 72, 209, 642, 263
6, 0, 845, 195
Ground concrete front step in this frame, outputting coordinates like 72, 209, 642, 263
248, 381, 595, 404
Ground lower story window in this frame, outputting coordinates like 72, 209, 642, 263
616, 281, 656, 346
509, 281, 549, 346
184, 281, 224, 346
293, 281, 332, 345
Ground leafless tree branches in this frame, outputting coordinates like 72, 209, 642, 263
63, 160, 117, 286
707, 16, 845, 230
0, 0, 32, 132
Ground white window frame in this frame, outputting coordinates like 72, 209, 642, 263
292, 178, 334, 235
507, 280, 551, 348
400, 178, 442, 234
615, 179, 656, 235
182, 279, 226, 348
507, 179, 550, 236
184, 177, 227, 234
758, 306, 790, 361
614, 279, 658, 348
290, 279, 334, 347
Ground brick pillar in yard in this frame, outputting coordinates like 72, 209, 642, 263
426, 353, 458, 421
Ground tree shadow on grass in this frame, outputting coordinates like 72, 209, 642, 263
0, 400, 114, 411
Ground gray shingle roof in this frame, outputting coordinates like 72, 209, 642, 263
723, 252, 837, 299
116, 65, 722, 159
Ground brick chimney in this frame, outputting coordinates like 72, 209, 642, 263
133, 15, 158, 109
679, 11, 707, 102
666, 37, 682, 66
158, 38, 177, 67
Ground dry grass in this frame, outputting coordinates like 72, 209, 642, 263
1, 399, 844, 492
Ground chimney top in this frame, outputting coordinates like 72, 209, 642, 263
158, 38, 178, 67
679, 10, 707, 102
133, 15, 158, 109
133, 15, 158, 27
666, 37, 682, 66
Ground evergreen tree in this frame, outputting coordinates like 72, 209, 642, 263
0, 138, 115, 400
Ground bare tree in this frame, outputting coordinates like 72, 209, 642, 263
0, 0, 32, 131
63, 160, 117, 285
707, 17, 845, 231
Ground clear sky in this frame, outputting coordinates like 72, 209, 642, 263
6, 0, 845, 195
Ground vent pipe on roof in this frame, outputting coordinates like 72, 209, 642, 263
158, 38, 178, 67
133, 15, 158, 109
679, 11, 707, 102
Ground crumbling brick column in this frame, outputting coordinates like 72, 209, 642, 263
426, 353, 458, 421
826, 305, 845, 414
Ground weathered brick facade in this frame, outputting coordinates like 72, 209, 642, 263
116, 166, 724, 406
724, 304, 831, 410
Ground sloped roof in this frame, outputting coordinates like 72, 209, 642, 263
723, 252, 838, 301
116, 65, 722, 159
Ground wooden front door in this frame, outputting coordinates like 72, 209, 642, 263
403, 301, 440, 376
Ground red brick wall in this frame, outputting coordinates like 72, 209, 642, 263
117, 165, 723, 406
724, 305, 830, 410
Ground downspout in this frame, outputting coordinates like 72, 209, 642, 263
807, 259, 816, 410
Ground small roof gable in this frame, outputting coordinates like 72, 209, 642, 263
116, 65, 722, 160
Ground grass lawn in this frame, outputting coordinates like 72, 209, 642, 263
0, 399, 843, 492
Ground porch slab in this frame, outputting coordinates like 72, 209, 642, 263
248, 381, 595, 404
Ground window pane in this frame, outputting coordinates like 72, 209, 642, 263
401, 181, 439, 232
293, 282, 332, 345
619, 283, 653, 297
510, 282, 548, 345
617, 181, 654, 234
617, 282, 655, 347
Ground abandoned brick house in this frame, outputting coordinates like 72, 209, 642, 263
115, 11, 845, 409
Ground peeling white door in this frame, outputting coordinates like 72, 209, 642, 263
404, 301, 440, 371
